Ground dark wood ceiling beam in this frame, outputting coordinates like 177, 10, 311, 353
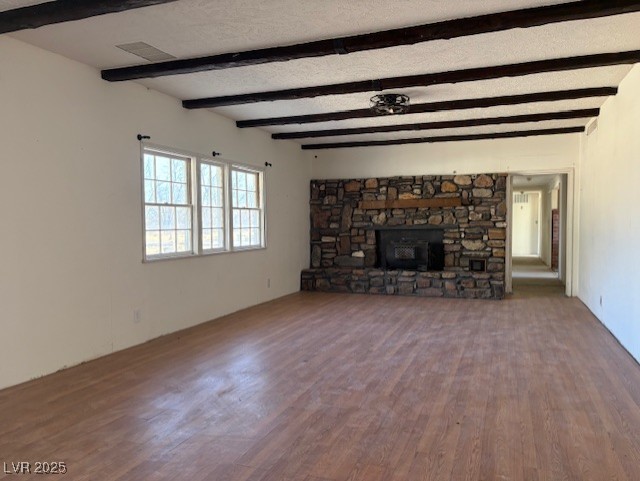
0, 0, 178, 35
183, 50, 640, 108
237, 87, 617, 128
301, 127, 585, 150
272, 108, 599, 140
101, 0, 640, 81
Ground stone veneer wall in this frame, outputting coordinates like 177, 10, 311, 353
300, 174, 507, 299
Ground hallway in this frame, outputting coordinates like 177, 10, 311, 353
512, 257, 564, 297
512, 256, 559, 280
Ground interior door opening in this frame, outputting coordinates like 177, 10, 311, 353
512, 191, 541, 258
509, 174, 567, 292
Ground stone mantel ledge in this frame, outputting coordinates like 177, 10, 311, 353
367, 224, 459, 231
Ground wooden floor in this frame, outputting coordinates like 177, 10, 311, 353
2, 290, 640, 481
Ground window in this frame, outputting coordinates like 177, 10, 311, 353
200, 162, 226, 251
231, 167, 264, 249
141, 146, 265, 261
143, 150, 193, 258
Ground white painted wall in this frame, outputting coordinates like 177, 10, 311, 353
0, 37, 311, 390
578, 64, 640, 363
310, 134, 580, 179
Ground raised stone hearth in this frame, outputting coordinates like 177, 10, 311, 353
301, 174, 507, 299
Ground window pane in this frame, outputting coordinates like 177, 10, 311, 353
144, 155, 155, 179
247, 173, 256, 191
238, 190, 247, 208
202, 229, 212, 250
146, 231, 160, 256
156, 181, 171, 204
211, 166, 222, 187
233, 209, 240, 227
202, 186, 211, 206
176, 230, 191, 252
172, 158, 187, 183
200, 164, 210, 185
212, 187, 223, 207
202, 207, 212, 228
172, 183, 187, 204
231, 170, 237, 187
145, 206, 160, 230
212, 208, 223, 228
176, 207, 191, 229
161, 231, 176, 253
241, 209, 250, 227
233, 229, 240, 246
250, 228, 259, 246
160, 206, 176, 230
156, 156, 171, 181
144, 180, 156, 203
212, 229, 223, 249
241, 228, 250, 246
238, 172, 246, 190
250, 210, 259, 228
247, 191, 257, 208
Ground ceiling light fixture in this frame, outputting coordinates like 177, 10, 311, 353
370, 93, 410, 115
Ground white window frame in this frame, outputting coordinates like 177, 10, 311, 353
140, 143, 266, 262
197, 158, 229, 254
229, 165, 266, 251
141, 146, 196, 261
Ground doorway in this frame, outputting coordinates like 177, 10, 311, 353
509, 174, 566, 293
512, 191, 541, 257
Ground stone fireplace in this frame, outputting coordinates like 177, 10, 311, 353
301, 174, 507, 299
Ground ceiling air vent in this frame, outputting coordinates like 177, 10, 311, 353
115, 42, 176, 62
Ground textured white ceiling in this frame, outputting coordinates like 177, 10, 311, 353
512, 174, 561, 189
297, 118, 592, 146
265, 97, 608, 134
150, 14, 640, 100
7, 0, 576, 62
0, 0, 43, 12
217, 66, 633, 121
5, 0, 640, 146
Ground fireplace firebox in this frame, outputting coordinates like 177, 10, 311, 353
376, 227, 445, 271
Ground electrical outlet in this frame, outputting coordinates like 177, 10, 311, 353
133, 309, 142, 323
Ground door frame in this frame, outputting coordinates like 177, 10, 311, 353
506, 168, 576, 297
